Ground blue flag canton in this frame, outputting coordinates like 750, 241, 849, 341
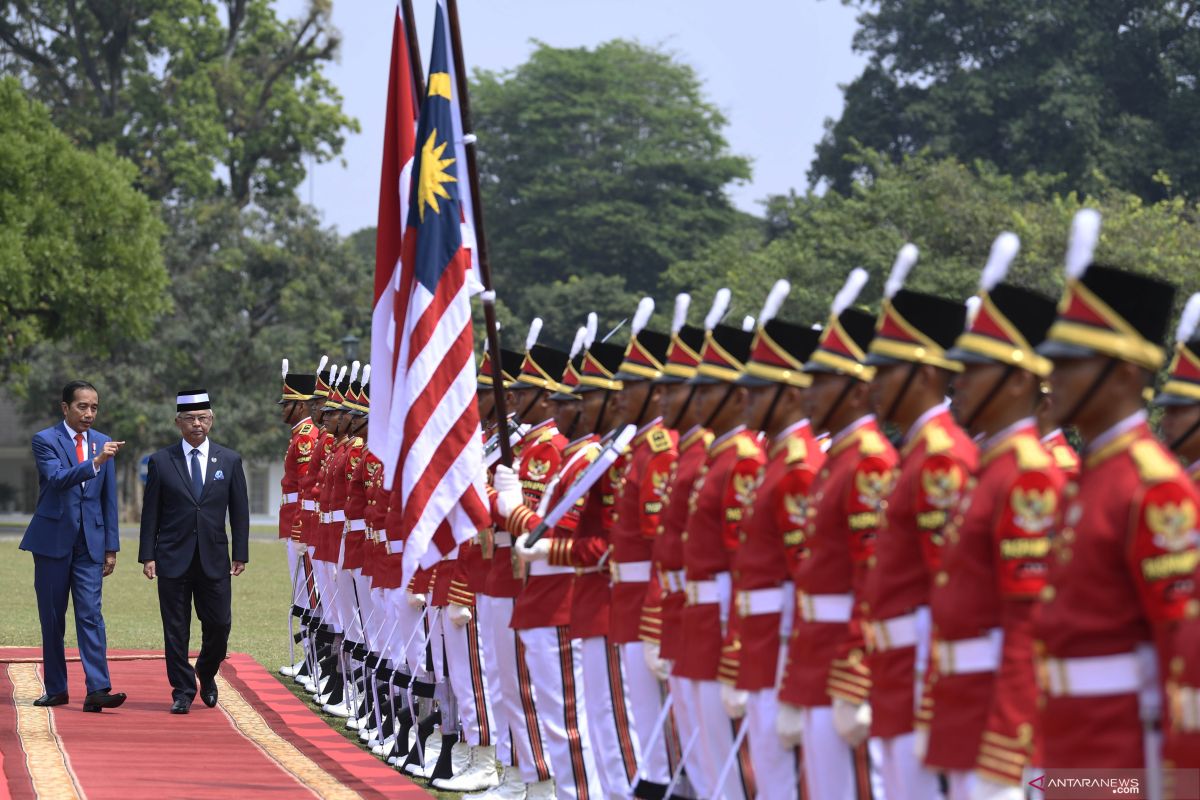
409, 4, 463, 293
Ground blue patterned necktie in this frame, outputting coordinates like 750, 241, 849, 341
190, 448, 204, 498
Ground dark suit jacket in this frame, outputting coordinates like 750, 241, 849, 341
21, 425, 120, 563
138, 440, 250, 580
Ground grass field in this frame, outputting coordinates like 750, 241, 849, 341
0, 537, 449, 797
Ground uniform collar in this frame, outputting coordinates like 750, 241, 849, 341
1084, 410, 1146, 457
902, 401, 950, 447
292, 416, 312, 431
773, 419, 811, 444
981, 417, 1036, 453
710, 424, 747, 451
831, 414, 875, 448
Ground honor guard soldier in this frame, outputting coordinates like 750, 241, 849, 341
777, 268, 892, 800
717, 279, 824, 798
608, 297, 679, 799
1035, 210, 1199, 782
929, 233, 1064, 799
1150, 294, 1200, 772
278, 358, 320, 679
862, 244, 978, 798
673, 287, 764, 800
487, 319, 566, 800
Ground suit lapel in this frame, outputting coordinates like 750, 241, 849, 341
168, 446, 195, 498
53, 425, 77, 466
200, 444, 220, 502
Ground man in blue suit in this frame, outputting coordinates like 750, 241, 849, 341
21, 380, 128, 712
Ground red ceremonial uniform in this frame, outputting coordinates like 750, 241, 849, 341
610, 420, 678, 644
1035, 413, 1200, 768
342, 447, 375, 572
861, 405, 977, 738
507, 435, 598, 631
642, 426, 712, 657
1041, 428, 1081, 484
926, 420, 1062, 783
1164, 460, 1200, 770
720, 420, 824, 690
674, 426, 766, 680
299, 427, 333, 546
280, 417, 318, 540
779, 416, 897, 708
312, 433, 347, 562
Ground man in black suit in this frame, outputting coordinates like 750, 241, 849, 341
139, 389, 250, 714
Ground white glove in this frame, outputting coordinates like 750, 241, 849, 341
447, 603, 473, 628
643, 641, 671, 681
493, 464, 520, 494
968, 774, 1025, 800
775, 702, 805, 747
721, 684, 749, 719
496, 489, 524, 519
514, 533, 551, 563
831, 697, 872, 747
405, 589, 426, 610
913, 724, 929, 761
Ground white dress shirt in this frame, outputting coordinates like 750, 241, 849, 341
64, 421, 99, 476
181, 438, 211, 484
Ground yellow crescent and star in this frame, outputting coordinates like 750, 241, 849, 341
417, 71, 457, 222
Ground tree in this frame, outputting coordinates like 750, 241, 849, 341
811, 0, 1200, 202
667, 150, 1200, 329
470, 39, 751, 344
0, 77, 167, 376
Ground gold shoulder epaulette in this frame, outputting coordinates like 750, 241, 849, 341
1131, 439, 1182, 483
785, 437, 807, 465
924, 424, 953, 455
859, 429, 886, 456
1014, 436, 1051, 470
1052, 445, 1079, 471
537, 428, 555, 444
298, 422, 314, 436
648, 429, 673, 454
735, 435, 762, 459
352, 436, 365, 448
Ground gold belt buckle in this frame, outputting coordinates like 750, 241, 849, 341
686, 582, 697, 605
610, 560, 620, 583
736, 591, 751, 618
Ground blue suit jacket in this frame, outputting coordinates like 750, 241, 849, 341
21, 425, 120, 563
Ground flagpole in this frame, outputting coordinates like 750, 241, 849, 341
444, 0, 514, 467
400, 0, 425, 101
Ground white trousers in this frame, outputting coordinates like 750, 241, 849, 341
669, 675, 708, 798
477, 596, 512, 763
442, 608, 496, 746
801, 706, 883, 800
307, 550, 339, 632
580, 637, 640, 798
676, 678, 750, 800
877, 732, 941, 800
745, 689, 798, 800
333, 567, 363, 642
946, 770, 974, 800
285, 539, 304, 608
621, 641, 673, 786
486, 597, 552, 782
519, 626, 603, 800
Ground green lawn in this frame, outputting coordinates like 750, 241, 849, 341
0, 537, 449, 797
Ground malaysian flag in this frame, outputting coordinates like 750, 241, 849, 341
384, 0, 489, 583
369, 2, 420, 489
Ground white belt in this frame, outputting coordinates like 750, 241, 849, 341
529, 562, 577, 577
493, 531, 513, 548
867, 611, 921, 651
1043, 652, 1146, 697
736, 587, 785, 617
611, 560, 652, 583
686, 579, 720, 606
281, 492, 299, 504
347, 519, 366, 532
301, 499, 316, 511
331, 509, 346, 523
936, 629, 1001, 675
661, 569, 686, 594
576, 566, 603, 575
320, 512, 331, 524
797, 592, 854, 623
1174, 685, 1200, 731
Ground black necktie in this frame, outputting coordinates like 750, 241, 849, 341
190, 448, 204, 499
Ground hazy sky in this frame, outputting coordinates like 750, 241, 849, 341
274, 0, 867, 234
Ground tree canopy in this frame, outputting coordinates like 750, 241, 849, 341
0, 76, 167, 376
811, 0, 1200, 202
471, 39, 751, 346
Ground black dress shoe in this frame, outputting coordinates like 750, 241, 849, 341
199, 682, 218, 708
33, 691, 68, 707
170, 698, 191, 714
82, 689, 126, 713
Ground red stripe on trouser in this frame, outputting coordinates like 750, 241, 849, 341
557, 628, 590, 800
605, 640, 639, 782
303, 552, 319, 609
466, 619, 491, 746
853, 740, 874, 800
516, 637, 551, 781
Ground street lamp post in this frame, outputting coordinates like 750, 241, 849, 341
341, 333, 360, 362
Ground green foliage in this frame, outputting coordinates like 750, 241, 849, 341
666, 150, 1200, 327
0, 77, 167, 375
812, 0, 1200, 202
471, 39, 751, 344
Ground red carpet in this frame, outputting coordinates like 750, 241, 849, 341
0, 648, 431, 799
